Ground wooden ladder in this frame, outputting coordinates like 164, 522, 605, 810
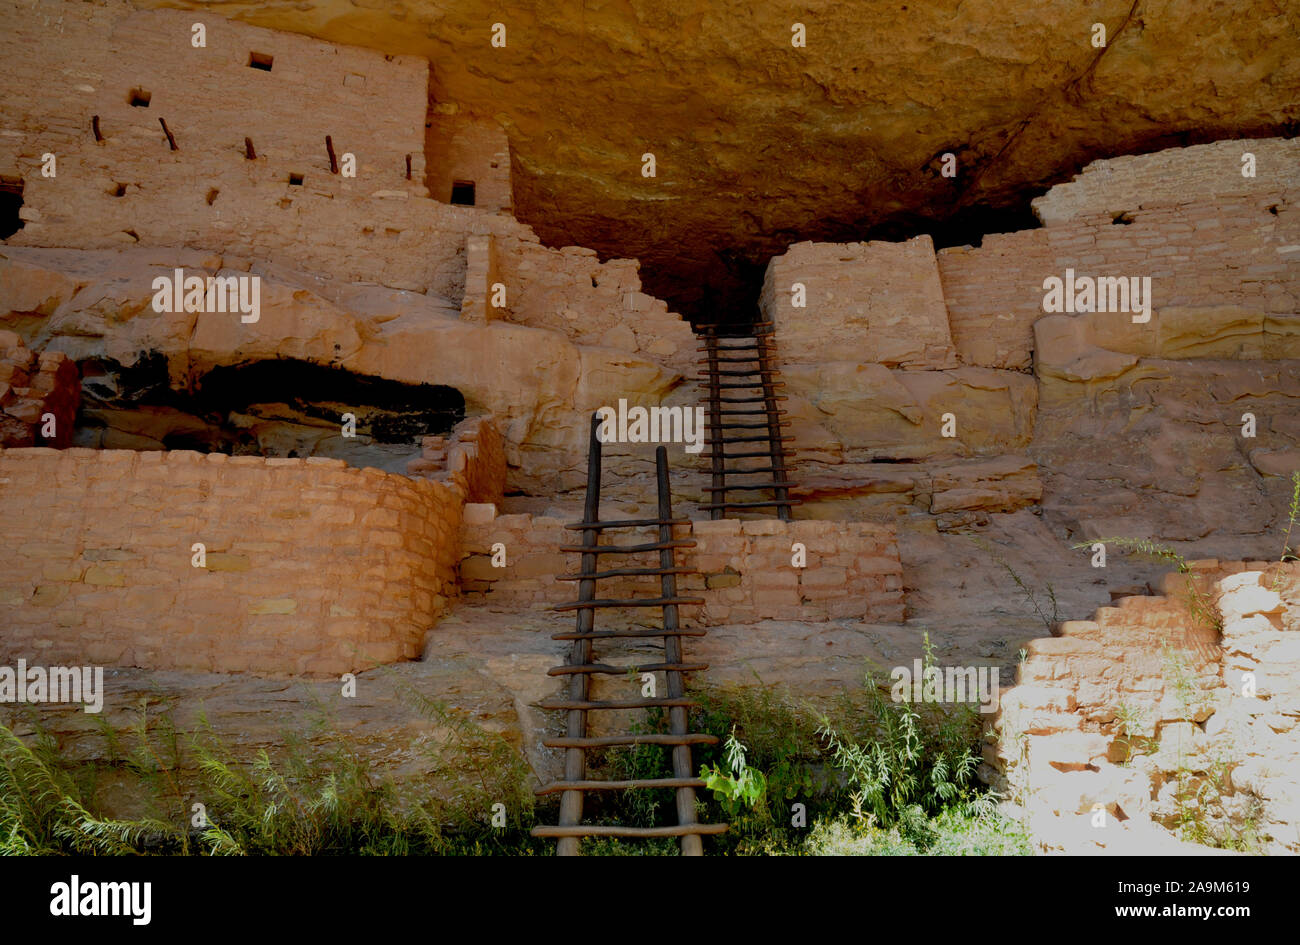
696, 321, 800, 520
532, 414, 727, 855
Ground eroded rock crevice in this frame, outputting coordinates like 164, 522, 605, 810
75, 354, 466, 471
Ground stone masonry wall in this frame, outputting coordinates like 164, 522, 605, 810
458, 506, 904, 624
0, 0, 694, 378
1031, 138, 1300, 227
406, 414, 507, 506
938, 192, 1299, 371
992, 560, 1300, 854
759, 136, 1297, 534
0, 447, 463, 676
0, 330, 79, 447
760, 235, 958, 370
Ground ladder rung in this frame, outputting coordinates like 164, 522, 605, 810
695, 368, 776, 377
552, 628, 707, 640
718, 395, 787, 403
556, 567, 694, 581
707, 381, 787, 390
707, 421, 791, 430
552, 596, 705, 612
703, 450, 782, 459
698, 356, 766, 363
705, 434, 794, 444
547, 661, 709, 676
538, 696, 701, 710
709, 465, 791, 474
535, 777, 706, 795
564, 516, 690, 530
558, 539, 696, 554
542, 733, 720, 748
531, 823, 729, 838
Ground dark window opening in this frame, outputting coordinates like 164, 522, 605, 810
1112, 212, 1134, 225
1268, 204, 1279, 216
288, 172, 304, 186
450, 180, 476, 206
110, 183, 127, 197
128, 88, 151, 108
249, 52, 274, 71
0, 177, 24, 239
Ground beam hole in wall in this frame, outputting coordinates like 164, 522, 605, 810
0, 177, 25, 238
206, 188, 219, 206
288, 172, 304, 186
450, 180, 476, 206
1112, 212, 1134, 225
248, 52, 274, 71
110, 183, 127, 197
128, 88, 151, 108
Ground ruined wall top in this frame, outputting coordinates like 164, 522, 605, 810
1032, 137, 1298, 226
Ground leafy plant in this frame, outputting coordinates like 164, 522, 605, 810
969, 535, 1059, 632
0, 689, 541, 856
815, 665, 987, 834
1281, 471, 1300, 564
1113, 700, 1153, 765
699, 730, 767, 818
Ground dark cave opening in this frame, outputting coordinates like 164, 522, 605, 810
0, 177, 24, 240
74, 355, 465, 472
515, 126, 1296, 331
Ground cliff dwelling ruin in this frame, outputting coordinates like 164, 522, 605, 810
0, 0, 1298, 862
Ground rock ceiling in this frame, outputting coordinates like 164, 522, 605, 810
141, 0, 1299, 318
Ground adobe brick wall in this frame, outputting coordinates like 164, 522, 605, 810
0, 447, 463, 676
458, 507, 905, 624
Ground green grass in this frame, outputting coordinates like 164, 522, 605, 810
2, 670, 1028, 856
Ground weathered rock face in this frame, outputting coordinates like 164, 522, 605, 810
760, 138, 1298, 548
135, 0, 1300, 316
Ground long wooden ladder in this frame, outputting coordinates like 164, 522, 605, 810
696, 321, 799, 520
532, 415, 727, 855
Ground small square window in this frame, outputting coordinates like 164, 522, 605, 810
249, 52, 274, 71
128, 88, 151, 108
450, 180, 476, 206
288, 172, 304, 186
